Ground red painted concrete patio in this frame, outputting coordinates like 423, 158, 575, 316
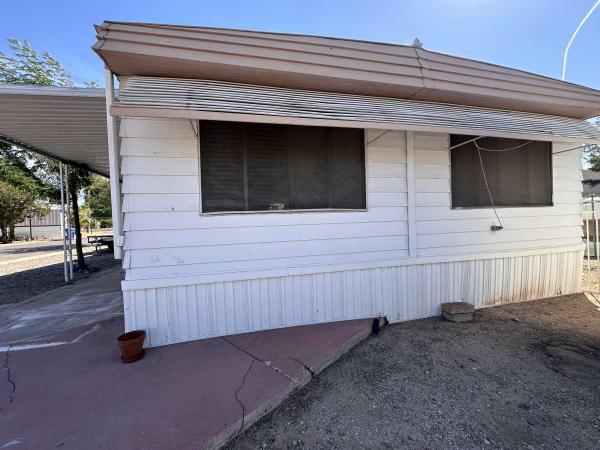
0, 314, 371, 449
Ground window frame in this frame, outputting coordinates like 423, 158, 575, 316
197, 120, 369, 216
449, 136, 554, 210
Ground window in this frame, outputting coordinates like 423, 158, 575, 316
450, 135, 552, 208
200, 121, 366, 213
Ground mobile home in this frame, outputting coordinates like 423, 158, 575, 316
92, 22, 600, 346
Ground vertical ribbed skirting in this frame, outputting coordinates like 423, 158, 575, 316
124, 248, 583, 347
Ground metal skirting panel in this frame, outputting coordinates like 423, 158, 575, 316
115, 77, 600, 143
124, 248, 583, 347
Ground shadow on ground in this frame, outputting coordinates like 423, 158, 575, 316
0, 252, 119, 305
0, 243, 65, 255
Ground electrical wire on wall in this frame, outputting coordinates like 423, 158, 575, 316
470, 138, 536, 231
473, 141, 505, 230
456, 137, 593, 231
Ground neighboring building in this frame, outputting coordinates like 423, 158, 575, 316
582, 169, 600, 198
3, 22, 600, 347
14, 205, 62, 240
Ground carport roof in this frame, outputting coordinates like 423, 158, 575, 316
0, 84, 109, 177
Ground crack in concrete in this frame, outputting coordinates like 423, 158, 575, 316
271, 357, 315, 379
222, 336, 316, 445
231, 357, 255, 442
223, 337, 314, 381
3, 344, 16, 405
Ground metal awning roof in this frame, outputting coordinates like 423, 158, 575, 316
114, 77, 600, 144
94, 21, 600, 119
0, 85, 110, 176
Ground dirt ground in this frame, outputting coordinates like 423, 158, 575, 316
582, 259, 600, 293
228, 294, 600, 450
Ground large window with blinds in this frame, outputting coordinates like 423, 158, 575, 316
200, 121, 366, 213
450, 135, 553, 208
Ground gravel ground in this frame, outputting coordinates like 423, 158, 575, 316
0, 250, 119, 305
582, 259, 600, 292
228, 294, 600, 450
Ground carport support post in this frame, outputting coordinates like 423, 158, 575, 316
104, 68, 123, 260
59, 163, 68, 282
65, 166, 73, 280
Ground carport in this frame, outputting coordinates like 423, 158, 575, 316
0, 81, 119, 281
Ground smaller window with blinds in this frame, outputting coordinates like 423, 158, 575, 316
200, 121, 366, 213
450, 135, 553, 208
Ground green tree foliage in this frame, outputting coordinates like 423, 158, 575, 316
0, 38, 73, 86
0, 180, 49, 242
84, 175, 112, 227
78, 204, 93, 233
0, 146, 58, 199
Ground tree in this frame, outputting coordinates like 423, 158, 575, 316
0, 144, 58, 242
0, 181, 36, 242
28, 154, 92, 270
78, 204, 94, 233
68, 167, 91, 269
0, 38, 73, 87
583, 118, 600, 170
85, 175, 112, 227
0, 38, 98, 270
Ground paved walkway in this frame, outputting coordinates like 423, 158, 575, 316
0, 268, 373, 449
0, 266, 123, 346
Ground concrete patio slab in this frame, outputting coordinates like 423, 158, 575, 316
0, 313, 372, 449
0, 266, 123, 345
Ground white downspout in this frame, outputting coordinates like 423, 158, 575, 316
104, 67, 123, 259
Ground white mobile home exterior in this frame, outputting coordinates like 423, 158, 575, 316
119, 119, 582, 346
93, 22, 600, 347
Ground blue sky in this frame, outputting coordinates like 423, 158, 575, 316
1, 0, 599, 89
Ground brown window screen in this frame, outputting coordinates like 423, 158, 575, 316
450, 135, 552, 208
200, 121, 366, 213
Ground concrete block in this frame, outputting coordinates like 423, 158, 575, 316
442, 302, 474, 322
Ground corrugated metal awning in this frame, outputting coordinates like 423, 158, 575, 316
114, 77, 600, 144
94, 21, 600, 119
0, 85, 110, 176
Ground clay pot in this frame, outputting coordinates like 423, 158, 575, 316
117, 330, 146, 363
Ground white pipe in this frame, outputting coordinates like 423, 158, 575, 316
562, 0, 600, 80
104, 68, 123, 259
65, 166, 73, 280
59, 163, 68, 283
448, 136, 484, 150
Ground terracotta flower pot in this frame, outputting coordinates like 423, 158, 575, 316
117, 330, 146, 363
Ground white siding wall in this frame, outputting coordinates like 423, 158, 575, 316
121, 121, 409, 280
119, 118, 584, 346
414, 136, 583, 257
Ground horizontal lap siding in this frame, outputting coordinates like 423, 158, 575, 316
120, 120, 408, 279
414, 134, 583, 257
